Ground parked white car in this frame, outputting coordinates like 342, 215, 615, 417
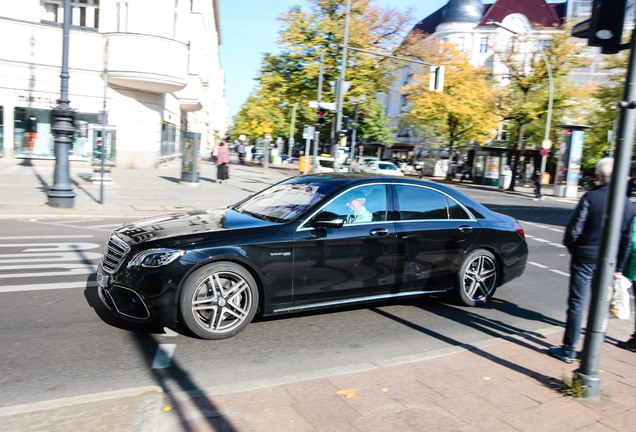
361, 161, 404, 176
315, 156, 345, 173
350, 156, 379, 172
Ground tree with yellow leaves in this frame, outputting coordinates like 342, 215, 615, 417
400, 39, 500, 176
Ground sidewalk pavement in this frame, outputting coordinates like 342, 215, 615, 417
2, 159, 635, 432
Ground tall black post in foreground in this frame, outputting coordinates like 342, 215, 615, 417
577, 28, 636, 398
48, 0, 76, 208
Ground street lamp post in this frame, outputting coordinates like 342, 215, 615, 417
492, 21, 554, 186
48, 0, 76, 208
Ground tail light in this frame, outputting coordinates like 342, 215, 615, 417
513, 221, 525, 240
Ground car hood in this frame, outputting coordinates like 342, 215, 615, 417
113, 208, 280, 246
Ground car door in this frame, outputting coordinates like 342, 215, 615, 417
391, 184, 480, 291
292, 184, 396, 303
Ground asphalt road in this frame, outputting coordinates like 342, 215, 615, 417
0, 186, 577, 408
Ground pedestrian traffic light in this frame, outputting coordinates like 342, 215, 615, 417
315, 108, 327, 128
338, 129, 347, 138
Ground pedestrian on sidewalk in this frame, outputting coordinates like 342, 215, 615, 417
533, 170, 544, 201
549, 158, 634, 363
215, 141, 230, 184
618, 215, 636, 352
236, 140, 246, 164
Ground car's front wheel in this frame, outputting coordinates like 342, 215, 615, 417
455, 249, 498, 306
179, 262, 259, 339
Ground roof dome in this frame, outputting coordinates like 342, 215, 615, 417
439, 0, 483, 24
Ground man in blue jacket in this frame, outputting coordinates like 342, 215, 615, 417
549, 158, 634, 363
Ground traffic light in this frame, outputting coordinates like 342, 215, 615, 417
572, 0, 627, 54
315, 108, 327, 128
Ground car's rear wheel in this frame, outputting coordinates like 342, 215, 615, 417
455, 249, 498, 306
179, 262, 259, 339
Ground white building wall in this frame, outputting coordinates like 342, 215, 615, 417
0, 0, 227, 168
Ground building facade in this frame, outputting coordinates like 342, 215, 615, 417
382, 0, 634, 153
0, 0, 227, 168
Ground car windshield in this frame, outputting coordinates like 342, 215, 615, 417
234, 180, 338, 222
378, 163, 397, 170
319, 159, 335, 168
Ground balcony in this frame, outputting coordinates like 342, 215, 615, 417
176, 74, 204, 111
105, 33, 188, 94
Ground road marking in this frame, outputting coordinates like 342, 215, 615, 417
162, 327, 179, 337
0, 263, 97, 278
550, 269, 570, 277
151, 344, 176, 369
528, 261, 548, 269
0, 242, 100, 252
0, 235, 94, 240
521, 221, 563, 233
533, 238, 551, 243
0, 281, 97, 293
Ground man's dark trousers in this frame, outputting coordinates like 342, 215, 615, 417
563, 259, 597, 357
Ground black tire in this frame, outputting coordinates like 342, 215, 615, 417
179, 262, 259, 339
455, 249, 498, 307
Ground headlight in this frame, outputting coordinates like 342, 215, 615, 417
127, 249, 184, 269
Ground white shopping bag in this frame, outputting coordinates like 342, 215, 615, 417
610, 275, 632, 320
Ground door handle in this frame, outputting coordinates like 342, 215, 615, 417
458, 226, 473, 233
369, 228, 389, 237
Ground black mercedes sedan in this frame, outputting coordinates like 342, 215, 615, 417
97, 174, 527, 339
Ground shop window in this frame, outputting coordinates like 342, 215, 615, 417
14, 107, 97, 159
161, 122, 179, 160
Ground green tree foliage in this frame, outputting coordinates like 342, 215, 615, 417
584, 53, 629, 171
229, 0, 413, 146
495, 29, 586, 189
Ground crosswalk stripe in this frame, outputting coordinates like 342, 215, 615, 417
0, 281, 97, 293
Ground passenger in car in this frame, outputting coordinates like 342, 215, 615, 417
345, 191, 372, 224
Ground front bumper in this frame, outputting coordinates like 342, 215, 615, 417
97, 266, 151, 321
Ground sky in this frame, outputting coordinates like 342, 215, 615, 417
218, 0, 452, 121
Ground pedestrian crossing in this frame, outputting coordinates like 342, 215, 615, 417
0, 234, 103, 293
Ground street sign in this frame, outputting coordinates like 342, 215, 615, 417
303, 125, 315, 139
540, 149, 549, 156
265, 133, 272, 140
309, 101, 336, 111
542, 139, 552, 149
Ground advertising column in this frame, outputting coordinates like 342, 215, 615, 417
555, 125, 589, 198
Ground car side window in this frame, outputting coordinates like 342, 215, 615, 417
394, 185, 470, 221
322, 185, 387, 224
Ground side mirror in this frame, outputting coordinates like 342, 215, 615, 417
312, 211, 344, 229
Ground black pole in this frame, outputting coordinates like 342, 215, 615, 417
48, 0, 76, 208
577, 28, 636, 398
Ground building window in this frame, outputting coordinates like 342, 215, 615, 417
116, 2, 128, 32
161, 122, 179, 159
538, 39, 553, 52
43, 0, 100, 29
458, 36, 466, 52
480, 37, 489, 53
